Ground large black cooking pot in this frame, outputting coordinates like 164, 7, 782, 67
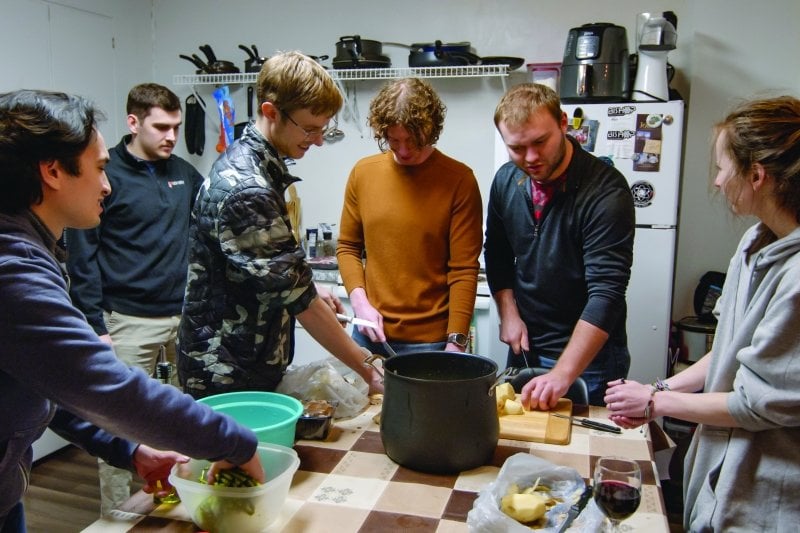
376, 351, 499, 474
408, 40, 481, 67
333, 35, 391, 69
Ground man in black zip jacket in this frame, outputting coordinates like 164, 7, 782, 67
65, 83, 203, 515
485, 83, 634, 409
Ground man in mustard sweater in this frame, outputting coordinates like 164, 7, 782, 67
337, 78, 483, 355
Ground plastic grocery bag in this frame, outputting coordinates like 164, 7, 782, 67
467, 453, 599, 532
277, 357, 368, 418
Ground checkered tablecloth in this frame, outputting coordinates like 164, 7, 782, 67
83, 403, 670, 532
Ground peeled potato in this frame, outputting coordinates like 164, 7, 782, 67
495, 382, 517, 413
496, 382, 515, 401
500, 492, 547, 523
503, 398, 524, 415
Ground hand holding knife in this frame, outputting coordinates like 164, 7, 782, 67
336, 313, 397, 356
335, 313, 379, 330
552, 412, 622, 434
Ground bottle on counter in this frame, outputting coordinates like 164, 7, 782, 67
306, 228, 318, 258
320, 230, 335, 257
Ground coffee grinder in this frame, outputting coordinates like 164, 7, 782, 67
631, 11, 677, 101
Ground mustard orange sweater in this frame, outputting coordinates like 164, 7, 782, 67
337, 150, 483, 343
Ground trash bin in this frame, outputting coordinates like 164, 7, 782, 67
675, 316, 716, 363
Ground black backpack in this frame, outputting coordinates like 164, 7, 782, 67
694, 271, 726, 323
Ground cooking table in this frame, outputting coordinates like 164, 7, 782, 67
82, 402, 670, 532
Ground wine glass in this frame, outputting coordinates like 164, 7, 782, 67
593, 456, 642, 532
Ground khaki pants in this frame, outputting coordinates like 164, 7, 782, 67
97, 311, 180, 515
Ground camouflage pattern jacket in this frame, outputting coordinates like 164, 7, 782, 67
178, 123, 316, 398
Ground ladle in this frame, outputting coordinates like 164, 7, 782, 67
324, 114, 344, 142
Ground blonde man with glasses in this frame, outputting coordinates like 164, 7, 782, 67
178, 51, 382, 398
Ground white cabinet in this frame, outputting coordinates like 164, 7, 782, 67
291, 281, 346, 367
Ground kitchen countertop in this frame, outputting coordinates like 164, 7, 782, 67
82, 403, 670, 532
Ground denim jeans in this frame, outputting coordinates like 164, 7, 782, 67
0, 502, 26, 533
507, 343, 630, 406
351, 328, 446, 357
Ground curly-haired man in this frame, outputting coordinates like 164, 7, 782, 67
337, 78, 483, 355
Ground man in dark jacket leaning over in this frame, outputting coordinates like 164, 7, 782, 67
178, 51, 383, 399
65, 83, 203, 514
485, 83, 635, 408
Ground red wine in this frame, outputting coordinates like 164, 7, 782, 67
594, 480, 641, 520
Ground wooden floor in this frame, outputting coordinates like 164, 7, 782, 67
22, 445, 142, 533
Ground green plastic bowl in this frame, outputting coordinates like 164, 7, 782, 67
198, 391, 303, 447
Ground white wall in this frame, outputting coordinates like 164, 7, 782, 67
671, 0, 800, 316
0, 0, 154, 138
4, 0, 799, 324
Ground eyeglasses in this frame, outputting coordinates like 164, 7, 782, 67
279, 108, 331, 140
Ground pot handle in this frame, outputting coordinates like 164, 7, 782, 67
363, 353, 386, 382
238, 44, 256, 60
179, 54, 206, 71
489, 367, 518, 395
433, 39, 446, 59
339, 34, 363, 55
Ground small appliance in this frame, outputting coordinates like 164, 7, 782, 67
559, 22, 630, 102
632, 12, 678, 101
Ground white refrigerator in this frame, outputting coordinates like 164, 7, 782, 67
493, 100, 685, 383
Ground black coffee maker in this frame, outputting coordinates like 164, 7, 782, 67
559, 22, 630, 102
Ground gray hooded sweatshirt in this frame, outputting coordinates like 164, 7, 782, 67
684, 223, 800, 532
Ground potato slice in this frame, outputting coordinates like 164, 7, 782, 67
500, 492, 547, 523
503, 398, 524, 415
496, 382, 515, 402
495, 382, 517, 414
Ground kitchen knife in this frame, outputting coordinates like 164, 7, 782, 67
557, 484, 593, 532
552, 413, 622, 434
335, 313, 379, 330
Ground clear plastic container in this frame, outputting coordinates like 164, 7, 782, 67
169, 443, 299, 533
527, 62, 562, 91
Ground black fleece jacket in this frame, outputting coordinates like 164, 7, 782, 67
65, 136, 203, 334
484, 136, 635, 358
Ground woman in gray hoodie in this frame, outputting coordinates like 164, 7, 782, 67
604, 96, 800, 532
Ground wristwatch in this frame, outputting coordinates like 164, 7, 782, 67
447, 332, 468, 348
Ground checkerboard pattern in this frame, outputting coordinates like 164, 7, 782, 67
86, 404, 670, 532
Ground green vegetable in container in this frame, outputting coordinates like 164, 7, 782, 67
199, 466, 261, 488
193, 466, 264, 533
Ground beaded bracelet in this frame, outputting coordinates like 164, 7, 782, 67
643, 388, 656, 419
643, 378, 670, 419
653, 377, 671, 392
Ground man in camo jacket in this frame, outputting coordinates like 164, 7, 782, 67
178, 51, 382, 398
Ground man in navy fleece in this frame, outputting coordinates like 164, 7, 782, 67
64, 83, 203, 513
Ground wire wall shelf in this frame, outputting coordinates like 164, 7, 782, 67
173, 64, 510, 86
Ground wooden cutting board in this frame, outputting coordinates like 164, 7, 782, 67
498, 397, 573, 445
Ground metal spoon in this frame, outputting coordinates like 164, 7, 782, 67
381, 341, 398, 358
